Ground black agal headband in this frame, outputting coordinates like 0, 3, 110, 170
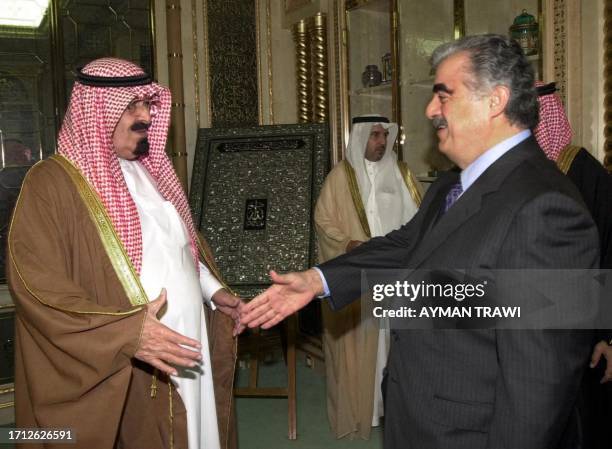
536, 82, 557, 97
352, 116, 390, 124
75, 67, 153, 87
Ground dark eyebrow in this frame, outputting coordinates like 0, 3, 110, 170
433, 83, 452, 94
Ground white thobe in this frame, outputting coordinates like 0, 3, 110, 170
120, 159, 221, 449
364, 159, 391, 427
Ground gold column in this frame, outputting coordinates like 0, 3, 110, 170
605, 1, 612, 171
292, 19, 311, 123
309, 13, 328, 123
166, 0, 188, 191
453, 0, 465, 40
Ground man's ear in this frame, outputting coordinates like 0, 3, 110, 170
489, 85, 510, 118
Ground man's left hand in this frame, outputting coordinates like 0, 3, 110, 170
212, 289, 246, 336
590, 340, 612, 384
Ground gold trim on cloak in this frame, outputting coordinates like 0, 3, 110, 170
556, 145, 581, 175
397, 161, 423, 207
343, 161, 372, 239
49, 155, 149, 307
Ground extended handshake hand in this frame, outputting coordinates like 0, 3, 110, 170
239, 269, 324, 330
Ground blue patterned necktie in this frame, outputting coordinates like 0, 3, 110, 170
443, 181, 463, 213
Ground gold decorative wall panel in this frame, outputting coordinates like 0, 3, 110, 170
292, 20, 311, 123
191, 0, 201, 128
206, 0, 259, 127
165, 0, 188, 189
553, 0, 567, 103
309, 13, 328, 123
453, 0, 465, 39
605, 1, 612, 171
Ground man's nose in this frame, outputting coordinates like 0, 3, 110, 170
134, 104, 151, 122
425, 95, 439, 119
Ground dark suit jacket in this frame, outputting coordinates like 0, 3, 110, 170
319, 136, 600, 449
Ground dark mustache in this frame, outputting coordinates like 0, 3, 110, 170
130, 121, 151, 132
432, 116, 447, 129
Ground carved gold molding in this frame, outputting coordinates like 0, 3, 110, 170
309, 13, 328, 123
256, 0, 264, 124
453, 0, 465, 39
553, 0, 567, 103
201, 0, 213, 124
255, 0, 274, 125
191, 0, 200, 128
266, 0, 275, 124
292, 19, 312, 123
605, 1, 612, 171
331, 0, 344, 164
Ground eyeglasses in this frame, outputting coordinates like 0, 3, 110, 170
126, 99, 153, 112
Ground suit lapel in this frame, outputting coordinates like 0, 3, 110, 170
418, 171, 458, 238
409, 136, 541, 268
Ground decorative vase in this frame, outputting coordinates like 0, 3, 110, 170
362, 65, 383, 88
509, 9, 539, 56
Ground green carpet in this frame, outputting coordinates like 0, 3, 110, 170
235, 356, 383, 449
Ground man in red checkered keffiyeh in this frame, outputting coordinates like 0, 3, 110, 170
58, 57, 198, 273
533, 81, 573, 162
535, 80, 612, 449
8, 58, 239, 449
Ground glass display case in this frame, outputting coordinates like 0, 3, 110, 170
339, 0, 399, 153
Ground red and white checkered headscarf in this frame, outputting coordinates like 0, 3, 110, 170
533, 81, 573, 162
57, 57, 199, 274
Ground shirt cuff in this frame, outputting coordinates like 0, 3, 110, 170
199, 261, 221, 310
313, 266, 330, 298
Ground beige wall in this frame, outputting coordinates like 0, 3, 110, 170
260, 0, 298, 125
153, 0, 607, 183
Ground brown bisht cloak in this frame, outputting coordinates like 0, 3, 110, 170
8, 155, 237, 449
314, 159, 422, 440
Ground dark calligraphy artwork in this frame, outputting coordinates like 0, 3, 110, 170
244, 198, 267, 230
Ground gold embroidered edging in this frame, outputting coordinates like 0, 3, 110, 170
7, 161, 143, 316
169, 380, 174, 449
398, 161, 423, 207
556, 145, 581, 175
343, 161, 371, 238
49, 155, 149, 307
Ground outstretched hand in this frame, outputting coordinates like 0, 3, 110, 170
211, 289, 247, 336
134, 289, 202, 376
240, 269, 323, 329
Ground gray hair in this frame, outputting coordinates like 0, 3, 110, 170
431, 34, 538, 129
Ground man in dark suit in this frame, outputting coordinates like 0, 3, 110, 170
241, 34, 600, 449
